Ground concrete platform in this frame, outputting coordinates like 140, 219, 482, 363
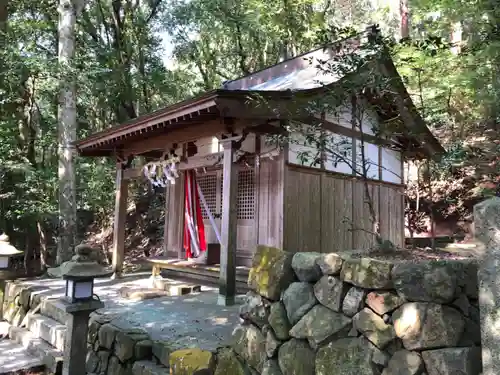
7, 273, 245, 352
0, 339, 44, 374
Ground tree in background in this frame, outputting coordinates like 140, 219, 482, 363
4, 0, 500, 269
57, 0, 86, 264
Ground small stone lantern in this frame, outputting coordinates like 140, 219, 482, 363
58, 244, 107, 375
59, 244, 109, 303
0, 234, 23, 269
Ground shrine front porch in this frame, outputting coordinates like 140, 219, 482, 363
139, 256, 250, 294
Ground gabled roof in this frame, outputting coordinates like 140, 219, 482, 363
75, 27, 444, 159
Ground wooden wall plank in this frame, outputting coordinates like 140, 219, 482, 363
283, 166, 404, 254
283, 167, 299, 251
257, 156, 284, 249
320, 175, 337, 253
379, 185, 390, 242
391, 186, 405, 247
284, 168, 321, 252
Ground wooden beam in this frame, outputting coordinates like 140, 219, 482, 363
218, 139, 238, 306
112, 163, 128, 278
254, 136, 261, 249
123, 152, 225, 180
122, 120, 225, 157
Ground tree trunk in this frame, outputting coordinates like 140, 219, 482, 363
0, 0, 7, 49
399, 0, 410, 39
450, 21, 463, 55
57, 0, 84, 264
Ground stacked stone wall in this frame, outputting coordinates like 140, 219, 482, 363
86, 311, 219, 375
226, 246, 482, 375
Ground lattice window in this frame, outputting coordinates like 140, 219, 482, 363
237, 168, 255, 219
213, 167, 256, 220
197, 173, 218, 220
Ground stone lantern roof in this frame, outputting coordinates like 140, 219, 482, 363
0, 234, 23, 256
58, 244, 110, 279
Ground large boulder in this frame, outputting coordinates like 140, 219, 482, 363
381, 350, 423, 375
153, 340, 185, 367
366, 291, 405, 315
340, 258, 393, 289
107, 356, 127, 375
421, 347, 482, 375
292, 252, 323, 282
392, 302, 464, 350
214, 348, 249, 375
342, 286, 366, 317
316, 253, 343, 275
98, 323, 120, 350
232, 324, 267, 373
135, 340, 153, 360
265, 328, 282, 358
391, 262, 458, 303
239, 291, 271, 328
278, 339, 315, 375
450, 261, 479, 300
289, 305, 352, 349
459, 317, 481, 346
353, 308, 396, 349
282, 282, 317, 325
316, 337, 379, 375
452, 293, 470, 316
114, 328, 149, 362
169, 348, 216, 375
248, 246, 295, 301
262, 360, 283, 375
268, 302, 291, 341
314, 276, 349, 312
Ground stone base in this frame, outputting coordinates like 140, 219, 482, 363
152, 278, 202, 296
118, 286, 169, 301
119, 279, 202, 301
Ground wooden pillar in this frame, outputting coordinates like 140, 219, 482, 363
112, 163, 128, 278
218, 139, 238, 306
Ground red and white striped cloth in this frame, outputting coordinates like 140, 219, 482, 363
183, 170, 207, 259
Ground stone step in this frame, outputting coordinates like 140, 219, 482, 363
0, 338, 45, 375
26, 313, 66, 351
39, 299, 68, 326
8, 325, 63, 374
131, 360, 170, 375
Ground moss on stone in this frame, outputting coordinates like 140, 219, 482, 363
169, 348, 215, 375
248, 245, 294, 301
214, 348, 249, 375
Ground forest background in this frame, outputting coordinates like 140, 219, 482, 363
1, 0, 497, 271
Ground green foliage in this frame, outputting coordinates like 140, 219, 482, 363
3, 0, 500, 256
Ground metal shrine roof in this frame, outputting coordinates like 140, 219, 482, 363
75, 28, 444, 158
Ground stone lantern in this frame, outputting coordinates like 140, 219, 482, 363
59, 244, 109, 303
0, 234, 23, 269
58, 244, 107, 375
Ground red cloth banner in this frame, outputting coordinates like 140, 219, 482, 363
183, 171, 207, 258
